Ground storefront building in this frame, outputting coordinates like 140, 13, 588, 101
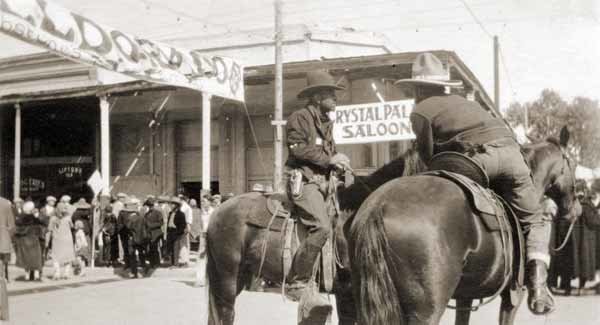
0, 48, 496, 204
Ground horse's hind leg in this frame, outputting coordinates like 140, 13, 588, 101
499, 288, 525, 325
454, 299, 473, 325
208, 252, 240, 325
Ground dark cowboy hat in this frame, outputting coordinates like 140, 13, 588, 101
394, 53, 463, 88
297, 70, 345, 99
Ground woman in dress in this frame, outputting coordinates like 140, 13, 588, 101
49, 203, 75, 280
13, 201, 44, 281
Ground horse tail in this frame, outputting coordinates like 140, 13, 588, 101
350, 204, 403, 325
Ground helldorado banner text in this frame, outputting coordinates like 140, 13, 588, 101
332, 99, 416, 144
0, 0, 244, 101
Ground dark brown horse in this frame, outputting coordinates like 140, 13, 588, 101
348, 129, 580, 325
203, 148, 424, 325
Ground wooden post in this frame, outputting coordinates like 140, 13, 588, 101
13, 103, 21, 201
99, 97, 111, 194
95, 96, 111, 269
273, 0, 284, 192
202, 93, 212, 192
494, 35, 500, 113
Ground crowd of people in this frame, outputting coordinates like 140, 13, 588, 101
547, 180, 600, 295
5, 190, 231, 281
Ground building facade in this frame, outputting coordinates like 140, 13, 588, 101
0, 49, 496, 204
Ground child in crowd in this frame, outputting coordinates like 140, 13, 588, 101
73, 220, 89, 276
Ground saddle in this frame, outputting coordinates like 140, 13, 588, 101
425, 151, 526, 304
245, 191, 337, 293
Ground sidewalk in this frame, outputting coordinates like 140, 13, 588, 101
5, 253, 204, 294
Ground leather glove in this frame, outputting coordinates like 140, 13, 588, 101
329, 153, 351, 170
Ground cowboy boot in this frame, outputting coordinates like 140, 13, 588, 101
527, 260, 555, 315
286, 243, 322, 301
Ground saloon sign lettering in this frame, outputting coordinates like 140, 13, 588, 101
0, 0, 244, 101
333, 100, 416, 144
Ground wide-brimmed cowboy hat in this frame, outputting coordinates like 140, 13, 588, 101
394, 53, 463, 88
123, 197, 140, 211
74, 198, 91, 209
297, 70, 345, 99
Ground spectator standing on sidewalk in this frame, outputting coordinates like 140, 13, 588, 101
143, 197, 163, 273
0, 196, 14, 280
100, 205, 118, 267
126, 203, 148, 278
73, 220, 90, 276
72, 198, 92, 237
49, 203, 75, 280
178, 195, 193, 266
169, 197, 187, 267
13, 201, 44, 281
118, 197, 139, 269
39, 196, 57, 263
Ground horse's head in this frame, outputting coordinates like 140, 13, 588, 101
526, 126, 580, 221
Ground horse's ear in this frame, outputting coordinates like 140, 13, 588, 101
559, 126, 570, 148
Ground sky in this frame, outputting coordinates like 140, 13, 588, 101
0, 0, 599, 110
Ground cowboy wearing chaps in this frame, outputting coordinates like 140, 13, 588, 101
397, 53, 555, 315
285, 70, 350, 300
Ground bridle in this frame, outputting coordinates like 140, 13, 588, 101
550, 151, 579, 252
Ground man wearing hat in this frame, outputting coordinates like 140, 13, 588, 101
143, 197, 164, 272
117, 197, 139, 269
396, 52, 554, 315
284, 70, 351, 299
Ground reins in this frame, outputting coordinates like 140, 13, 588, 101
550, 151, 578, 252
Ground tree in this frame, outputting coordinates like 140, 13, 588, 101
505, 89, 600, 168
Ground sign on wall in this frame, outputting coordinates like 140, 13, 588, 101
332, 99, 416, 144
0, 0, 245, 101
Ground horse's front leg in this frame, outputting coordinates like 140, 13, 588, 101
499, 288, 525, 325
454, 299, 473, 325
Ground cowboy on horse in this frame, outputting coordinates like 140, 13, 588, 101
284, 70, 350, 299
396, 52, 555, 315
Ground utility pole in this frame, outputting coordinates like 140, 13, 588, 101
272, 0, 284, 192
494, 35, 500, 114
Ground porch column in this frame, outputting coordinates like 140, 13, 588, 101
13, 103, 21, 200
202, 94, 212, 191
99, 96, 110, 194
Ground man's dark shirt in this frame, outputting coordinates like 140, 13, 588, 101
410, 94, 513, 162
144, 207, 164, 242
285, 104, 336, 179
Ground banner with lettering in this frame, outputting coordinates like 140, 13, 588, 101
333, 99, 416, 144
0, 0, 245, 101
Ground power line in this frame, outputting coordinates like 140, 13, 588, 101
499, 46, 517, 99
458, 0, 492, 38
136, 0, 272, 41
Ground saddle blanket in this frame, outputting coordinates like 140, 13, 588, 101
246, 192, 292, 232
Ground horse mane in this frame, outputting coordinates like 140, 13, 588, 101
339, 147, 424, 211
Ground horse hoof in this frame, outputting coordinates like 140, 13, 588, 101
530, 301, 555, 315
